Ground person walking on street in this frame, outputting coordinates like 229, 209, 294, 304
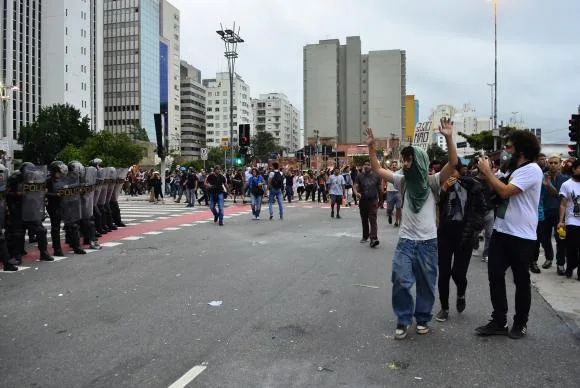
205, 165, 228, 226
353, 161, 381, 247
268, 162, 284, 220
475, 130, 542, 339
248, 168, 265, 220
558, 159, 580, 279
366, 118, 458, 340
328, 167, 346, 219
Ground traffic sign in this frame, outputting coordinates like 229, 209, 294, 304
200, 147, 208, 161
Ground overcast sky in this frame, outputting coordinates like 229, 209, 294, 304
170, 0, 579, 143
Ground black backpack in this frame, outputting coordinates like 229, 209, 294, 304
271, 171, 284, 190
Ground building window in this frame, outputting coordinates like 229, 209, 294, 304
65, 83, 68, 91
65, 64, 68, 72
65, 46, 68, 54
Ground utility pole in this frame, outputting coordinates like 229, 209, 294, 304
217, 23, 244, 170
492, 0, 499, 151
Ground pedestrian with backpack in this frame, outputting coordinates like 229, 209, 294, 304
268, 162, 285, 220
248, 168, 265, 220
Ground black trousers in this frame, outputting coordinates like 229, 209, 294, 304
358, 200, 378, 240
565, 225, 580, 274
47, 204, 63, 254
488, 231, 535, 327
6, 207, 48, 258
541, 211, 566, 265
93, 204, 104, 233
110, 201, 123, 225
79, 217, 96, 244
437, 222, 474, 310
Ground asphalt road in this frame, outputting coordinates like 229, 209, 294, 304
1, 202, 579, 388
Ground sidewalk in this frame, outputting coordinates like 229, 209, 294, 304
532, 269, 580, 337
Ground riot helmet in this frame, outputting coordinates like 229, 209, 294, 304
49, 161, 68, 176
88, 158, 103, 168
20, 161, 35, 173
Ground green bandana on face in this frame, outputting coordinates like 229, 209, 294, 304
403, 146, 430, 213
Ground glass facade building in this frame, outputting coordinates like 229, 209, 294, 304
159, 41, 168, 114
139, 0, 160, 140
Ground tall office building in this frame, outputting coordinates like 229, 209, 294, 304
252, 93, 300, 152
404, 95, 419, 143
160, 0, 180, 154
303, 36, 406, 144
102, 0, 160, 141
180, 60, 206, 159
41, 0, 92, 119
202, 72, 252, 148
0, 0, 42, 156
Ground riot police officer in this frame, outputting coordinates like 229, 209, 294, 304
6, 162, 53, 263
70, 161, 101, 250
89, 159, 107, 235
0, 163, 18, 271
46, 161, 67, 257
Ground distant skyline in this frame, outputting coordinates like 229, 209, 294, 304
171, 0, 580, 143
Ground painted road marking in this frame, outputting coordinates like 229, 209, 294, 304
125, 223, 139, 226
2, 266, 30, 273
143, 220, 156, 223
121, 236, 143, 241
168, 363, 207, 388
178, 224, 193, 227
163, 227, 182, 231
157, 216, 172, 220
143, 231, 164, 235
196, 221, 210, 224
100, 242, 123, 248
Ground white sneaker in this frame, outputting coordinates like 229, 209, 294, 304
472, 250, 480, 257
256, 216, 260, 220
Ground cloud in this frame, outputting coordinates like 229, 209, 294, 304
171, 0, 579, 142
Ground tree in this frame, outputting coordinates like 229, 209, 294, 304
251, 131, 280, 162
129, 122, 150, 142
352, 155, 370, 166
206, 147, 227, 169
19, 103, 93, 164
427, 143, 448, 163
57, 131, 145, 167
457, 130, 495, 153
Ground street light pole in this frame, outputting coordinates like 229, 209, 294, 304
216, 23, 244, 171
493, 0, 498, 151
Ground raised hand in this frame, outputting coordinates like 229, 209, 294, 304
439, 117, 454, 138
364, 128, 375, 147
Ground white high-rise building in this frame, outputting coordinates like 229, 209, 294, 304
452, 104, 492, 155
252, 93, 301, 152
160, 0, 180, 154
429, 104, 457, 152
41, 0, 92, 119
202, 72, 252, 148
0, 0, 42, 157
303, 36, 406, 144
180, 61, 206, 159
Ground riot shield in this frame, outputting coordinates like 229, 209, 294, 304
81, 166, 98, 219
21, 165, 47, 223
55, 170, 81, 224
96, 168, 107, 205
0, 166, 7, 231
105, 167, 117, 203
114, 167, 129, 201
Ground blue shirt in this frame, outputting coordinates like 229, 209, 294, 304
248, 175, 264, 190
538, 184, 545, 221
543, 174, 569, 212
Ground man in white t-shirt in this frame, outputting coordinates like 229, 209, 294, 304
476, 130, 543, 339
558, 159, 580, 279
366, 119, 458, 340
386, 161, 403, 227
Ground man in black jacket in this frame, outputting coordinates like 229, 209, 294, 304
435, 160, 487, 322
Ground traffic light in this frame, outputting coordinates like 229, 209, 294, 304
238, 123, 250, 146
235, 158, 242, 166
569, 114, 580, 158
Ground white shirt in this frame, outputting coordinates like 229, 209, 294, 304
494, 163, 543, 240
559, 178, 580, 227
393, 173, 440, 241
327, 174, 345, 196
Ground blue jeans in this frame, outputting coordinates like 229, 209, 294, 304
209, 192, 224, 223
268, 188, 284, 218
185, 188, 195, 206
391, 238, 438, 326
251, 194, 262, 217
